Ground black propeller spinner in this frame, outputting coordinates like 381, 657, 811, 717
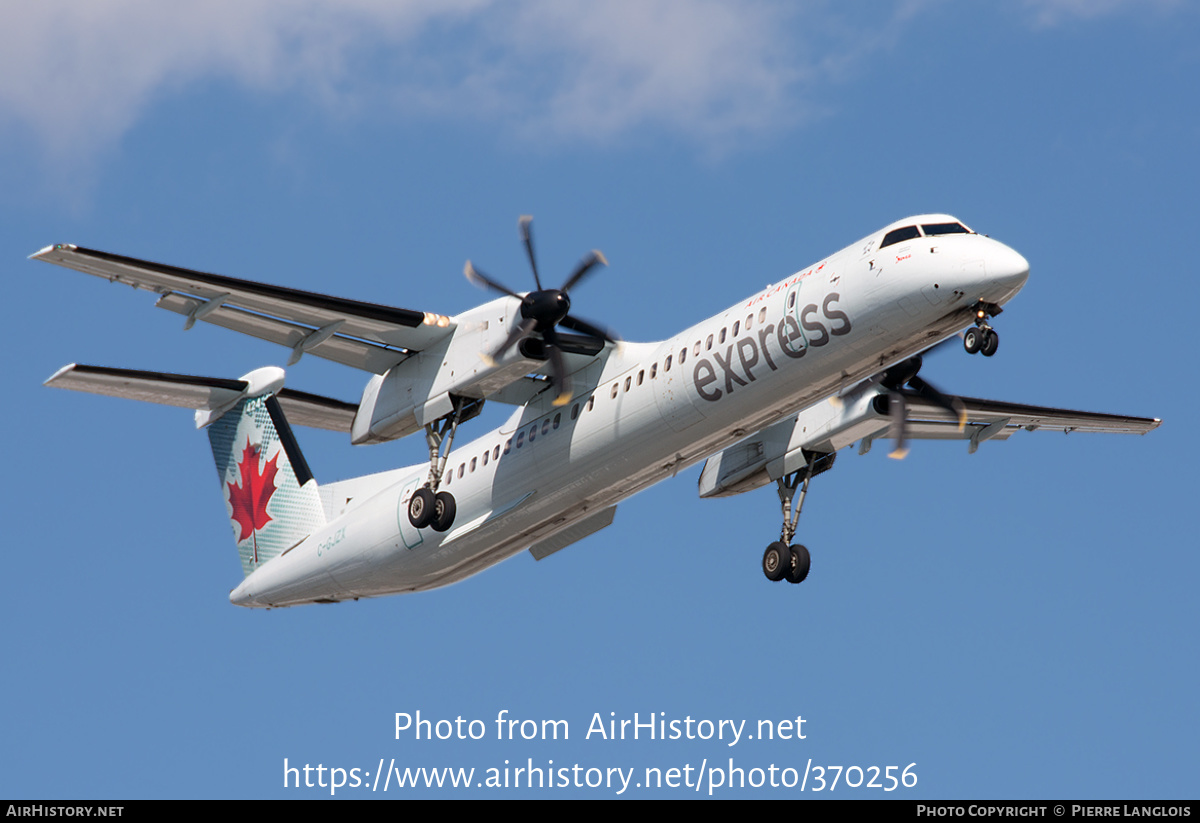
464, 215, 616, 406
878, 354, 968, 460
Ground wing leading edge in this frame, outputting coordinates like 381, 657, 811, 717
32, 245, 457, 373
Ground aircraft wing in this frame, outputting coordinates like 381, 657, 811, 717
32, 244, 456, 374
45, 364, 357, 433
851, 394, 1161, 455
701, 390, 1160, 498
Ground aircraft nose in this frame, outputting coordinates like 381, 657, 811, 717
989, 243, 1030, 291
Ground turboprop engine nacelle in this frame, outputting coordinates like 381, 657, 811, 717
351, 298, 543, 444
697, 387, 892, 498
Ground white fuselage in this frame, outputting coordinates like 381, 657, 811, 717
230, 216, 1030, 607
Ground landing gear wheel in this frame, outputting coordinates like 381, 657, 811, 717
431, 491, 457, 532
407, 487, 436, 529
785, 544, 811, 584
963, 327, 983, 355
763, 542, 789, 582
980, 327, 999, 357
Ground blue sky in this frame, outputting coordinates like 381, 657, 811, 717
2, 0, 1196, 799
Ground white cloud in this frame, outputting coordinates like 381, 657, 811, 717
1021, 0, 1183, 27
0, 0, 859, 163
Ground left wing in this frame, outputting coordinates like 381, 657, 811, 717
700, 389, 1160, 498
850, 393, 1161, 455
32, 245, 456, 373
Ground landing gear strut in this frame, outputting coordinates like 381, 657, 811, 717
761, 451, 829, 585
406, 396, 482, 532
963, 302, 1001, 357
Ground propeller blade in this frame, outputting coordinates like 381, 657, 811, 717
907, 375, 968, 431
483, 317, 537, 367
887, 391, 909, 460
541, 326, 572, 406
518, 215, 543, 290
560, 250, 607, 294
464, 261, 521, 299
560, 313, 619, 344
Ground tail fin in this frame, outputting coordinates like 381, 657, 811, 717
205, 376, 326, 576
45, 363, 331, 577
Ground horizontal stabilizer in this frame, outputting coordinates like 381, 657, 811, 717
45, 364, 357, 432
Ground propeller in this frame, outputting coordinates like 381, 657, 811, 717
878, 355, 968, 460
465, 216, 617, 406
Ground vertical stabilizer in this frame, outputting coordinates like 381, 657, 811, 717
207, 390, 326, 577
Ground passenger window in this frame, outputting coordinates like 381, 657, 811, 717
529, 423, 537, 442
746, 314, 753, 330
880, 225, 921, 248
693, 342, 700, 356
571, 403, 579, 420
624, 376, 631, 392
457, 464, 464, 478
611, 383, 618, 399
470, 457, 477, 473
665, 355, 672, 372
719, 328, 726, 344
733, 321, 740, 336
650, 363, 657, 379
680, 348, 687, 364
706, 334, 713, 350
553, 413, 561, 429
787, 292, 795, 309
542, 419, 550, 435
586, 397, 595, 412
482, 450, 488, 466
494, 445, 500, 460
637, 370, 644, 386
516, 432, 525, 448
758, 307, 766, 323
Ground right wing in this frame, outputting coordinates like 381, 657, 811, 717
32, 245, 457, 373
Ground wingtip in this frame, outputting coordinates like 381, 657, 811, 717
552, 391, 572, 407
887, 447, 909, 460
30, 244, 67, 260
44, 363, 79, 386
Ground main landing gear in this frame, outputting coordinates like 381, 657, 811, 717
406, 396, 481, 533
962, 302, 1002, 357
761, 451, 832, 585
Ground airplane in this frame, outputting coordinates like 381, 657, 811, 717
34, 214, 1160, 607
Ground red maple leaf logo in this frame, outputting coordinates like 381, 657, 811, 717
227, 439, 279, 546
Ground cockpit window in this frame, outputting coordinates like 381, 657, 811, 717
921, 222, 970, 237
880, 225, 921, 249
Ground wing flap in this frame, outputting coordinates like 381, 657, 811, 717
155, 294, 408, 373
33, 244, 456, 369
904, 395, 1161, 436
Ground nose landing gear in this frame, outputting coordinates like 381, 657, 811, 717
963, 302, 1002, 357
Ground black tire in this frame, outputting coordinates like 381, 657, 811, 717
786, 544, 811, 584
980, 328, 999, 357
408, 487, 436, 529
763, 542, 789, 581
431, 491, 457, 533
963, 327, 982, 355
